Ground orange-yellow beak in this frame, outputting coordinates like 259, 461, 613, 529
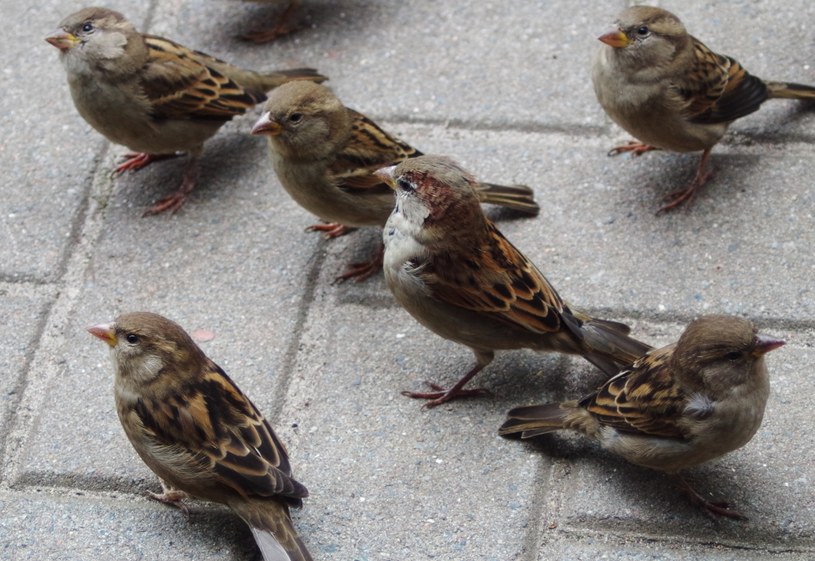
752, 335, 785, 357
374, 165, 397, 189
598, 30, 630, 48
87, 323, 117, 347
250, 112, 282, 136
46, 31, 80, 52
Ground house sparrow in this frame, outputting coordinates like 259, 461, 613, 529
47, 7, 326, 216
88, 312, 312, 561
250, 81, 539, 282
500, 314, 785, 519
377, 155, 652, 408
592, 6, 815, 212
239, 1, 303, 44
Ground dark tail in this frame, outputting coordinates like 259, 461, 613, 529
499, 403, 570, 439
259, 68, 329, 90
579, 317, 653, 377
477, 182, 540, 216
766, 81, 815, 100
240, 502, 312, 561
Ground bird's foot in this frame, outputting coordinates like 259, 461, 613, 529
401, 382, 492, 409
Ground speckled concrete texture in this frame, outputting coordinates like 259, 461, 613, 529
1, 1, 813, 560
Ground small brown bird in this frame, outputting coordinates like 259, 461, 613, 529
239, 0, 303, 44
378, 155, 652, 408
500, 315, 785, 519
88, 312, 311, 561
592, 6, 815, 212
47, 7, 326, 215
250, 81, 539, 281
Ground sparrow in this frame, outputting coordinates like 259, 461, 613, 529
88, 312, 312, 561
500, 314, 785, 519
239, 1, 303, 44
47, 7, 326, 215
592, 5, 815, 212
250, 81, 539, 282
377, 155, 652, 408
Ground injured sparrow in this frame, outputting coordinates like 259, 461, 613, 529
88, 312, 312, 560
47, 7, 326, 215
250, 81, 539, 282
592, 5, 815, 212
500, 314, 785, 520
378, 155, 652, 407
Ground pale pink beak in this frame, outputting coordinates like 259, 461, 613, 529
87, 323, 117, 347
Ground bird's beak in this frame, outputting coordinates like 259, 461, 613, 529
752, 334, 785, 357
250, 112, 282, 136
374, 165, 397, 189
46, 30, 80, 52
598, 30, 630, 48
87, 323, 117, 347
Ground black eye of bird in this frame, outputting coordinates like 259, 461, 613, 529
396, 178, 414, 192
288, 112, 303, 123
125, 333, 139, 344
636, 25, 650, 36
81, 21, 94, 33
724, 350, 743, 361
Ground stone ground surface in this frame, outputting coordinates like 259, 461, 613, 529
1, 0, 814, 559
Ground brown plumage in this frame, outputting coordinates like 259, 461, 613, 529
47, 7, 326, 215
379, 155, 652, 407
592, 6, 815, 212
250, 81, 539, 281
500, 315, 785, 519
88, 312, 311, 561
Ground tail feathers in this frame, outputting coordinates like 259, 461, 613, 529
499, 403, 570, 438
477, 182, 540, 216
250, 525, 312, 561
766, 81, 815, 100
581, 320, 653, 376
206, 56, 327, 94
259, 68, 329, 90
237, 501, 312, 561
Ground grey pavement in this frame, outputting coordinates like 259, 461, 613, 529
1, 0, 814, 559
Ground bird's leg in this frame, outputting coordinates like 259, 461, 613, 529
658, 148, 714, 214
114, 152, 180, 175
672, 474, 747, 520
307, 222, 352, 239
333, 244, 384, 284
402, 350, 494, 408
143, 154, 201, 216
243, 0, 302, 44
607, 140, 659, 157
147, 478, 190, 517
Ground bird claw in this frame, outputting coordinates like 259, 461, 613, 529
307, 222, 351, 239
115, 153, 155, 175
401, 381, 492, 409
147, 488, 190, 517
142, 192, 187, 216
607, 141, 658, 158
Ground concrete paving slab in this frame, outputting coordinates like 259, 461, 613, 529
0, 288, 53, 459
0, 491, 258, 561
280, 292, 546, 560
2, 1, 815, 560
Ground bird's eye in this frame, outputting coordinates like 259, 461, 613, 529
724, 350, 743, 361
125, 333, 139, 344
81, 21, 94, 33
288, 112, 303, 124
397, 178, 414, 192
636, 25, 650, 37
